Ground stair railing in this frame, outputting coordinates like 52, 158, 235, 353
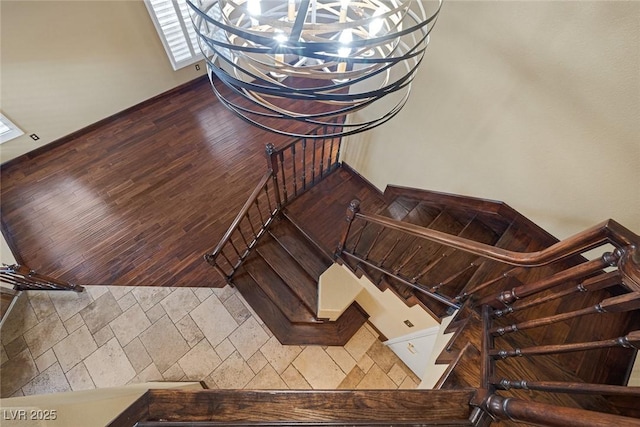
205, 123, 343, 281
0, 264, 84, 292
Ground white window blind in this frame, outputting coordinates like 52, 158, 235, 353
0, 113, 24, 144
145, 0, 202, 70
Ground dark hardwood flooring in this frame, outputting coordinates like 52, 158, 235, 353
0, 78, 306, 288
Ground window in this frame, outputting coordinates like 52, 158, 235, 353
144, 0, 202, 70
0, 113, 24, 144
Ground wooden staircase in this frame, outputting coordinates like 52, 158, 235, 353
196, 128, 640, 426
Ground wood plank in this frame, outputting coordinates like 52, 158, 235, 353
146, 389, 475, 422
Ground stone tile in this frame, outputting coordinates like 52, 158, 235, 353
110, 304, 151, 347
80, 292, 122, 334
178, 339, 221, 380
247, 351, 268, 374
235, 292, 263, 325
132, 287, 172, 312
229, 317, 269, 360
192, 287, 213, 302
23, 312, 68, 358
4, 336, 28, 359
139, 315, 189, 372
22, 363, 71, 396
93, 324, 115, 347
356, 365, 397, 389
138, 363, 163, 383
293, 347, 345, 389
145, 303, 166, 323
123, 338, 152, 374
109, 286, 136, 301
215, 338, 235, 361
222, 294, 252, 325
35, 349, 57, 373
1, 293, 40, 345
1, 348, 38, 397
245, 364, 288, 389
398, 376, 418, 389
1, 345, 8, 366
190, 295, 238, 347
48, 290, 93, 322
175, 315, 205, 348
366, 340, 397, 373
326, 347, 357, 374
84, 338, 136, 388
27, 291, 57, 321
338, 366, 366, 389
281, 365, 311, 389
116, 292, 137, 312
388, 363, 408, 386
63, 313, 85, 334
66, 362, 95, 391
162, 362, 186, 381
53, 325, 98, 372
212, 285, 235, 302
210, 351, 255, 389
160, 288, 200, 323
344, 325, 378, 361
356, 353, 374, 373
85, 285, 109, 300
259, 336, 302, 374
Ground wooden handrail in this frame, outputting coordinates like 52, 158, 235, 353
485, 395, 640, 426
205, 170, 274, 263
353, 213, 639, 269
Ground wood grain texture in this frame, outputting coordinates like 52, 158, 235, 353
145, 389, 475, 422
1, 79, 302, 288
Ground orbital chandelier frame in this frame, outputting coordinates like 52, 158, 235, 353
187, 0, 442, 138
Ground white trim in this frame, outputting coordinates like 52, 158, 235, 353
144, 0, 203, 71
0, 113, 24, 144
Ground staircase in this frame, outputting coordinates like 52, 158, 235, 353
187, 130, 640, 425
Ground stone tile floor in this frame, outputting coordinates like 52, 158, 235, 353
0, 286, 420, 397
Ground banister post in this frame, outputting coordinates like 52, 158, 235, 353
335, 199, 360, 259
265, 143, 282, 209
618, 245, 640, 291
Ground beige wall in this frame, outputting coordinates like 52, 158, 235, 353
0, 0, 205, 162
342, 1, 639, 239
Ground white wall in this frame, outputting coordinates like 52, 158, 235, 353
0, 0, 205, 162
342, 1, 639, 239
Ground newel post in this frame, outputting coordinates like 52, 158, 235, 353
618, 245, 640, 292
265, 143, 282, 209
335, 199, 360, 259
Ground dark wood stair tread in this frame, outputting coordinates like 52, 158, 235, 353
268, 217, 332, 280
241, 255, 317, 323
256, 236, 319, 313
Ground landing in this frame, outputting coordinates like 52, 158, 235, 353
284, 165, 387, 256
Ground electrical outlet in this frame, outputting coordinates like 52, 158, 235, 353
30, 134, 40, 141
195, 64, 201, 71
404, 320, 414, 327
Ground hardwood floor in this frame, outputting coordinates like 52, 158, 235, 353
1, 78, 304, 288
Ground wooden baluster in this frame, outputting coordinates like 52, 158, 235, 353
493, 270, 622, 318
311, 137, 317, 186
300, 139, 307, 192
364, 228, 384, 261
335, 199, 360, 258
457, 266, 525, 301
290, 145, 298, 198
236, 226, 251, 251
491, 292, 640, 336
278, 151, 288, 205
265, 144, 282, 209
411, 248, 456, 283
432, 263, 478, 293
393, 244, 422, 275
263, 183, 274, 215
244, 212, 259, 242
485, 394, 640, 426
378, 238, 401, 267
494, 378, 640, 397
350, 223, 368, 253
481, 305, 494, 390
254, 198, 266, 226
478, 252, 619, 308
490, 330, 640, 359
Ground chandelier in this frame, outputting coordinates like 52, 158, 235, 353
187, 0, 442, 138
